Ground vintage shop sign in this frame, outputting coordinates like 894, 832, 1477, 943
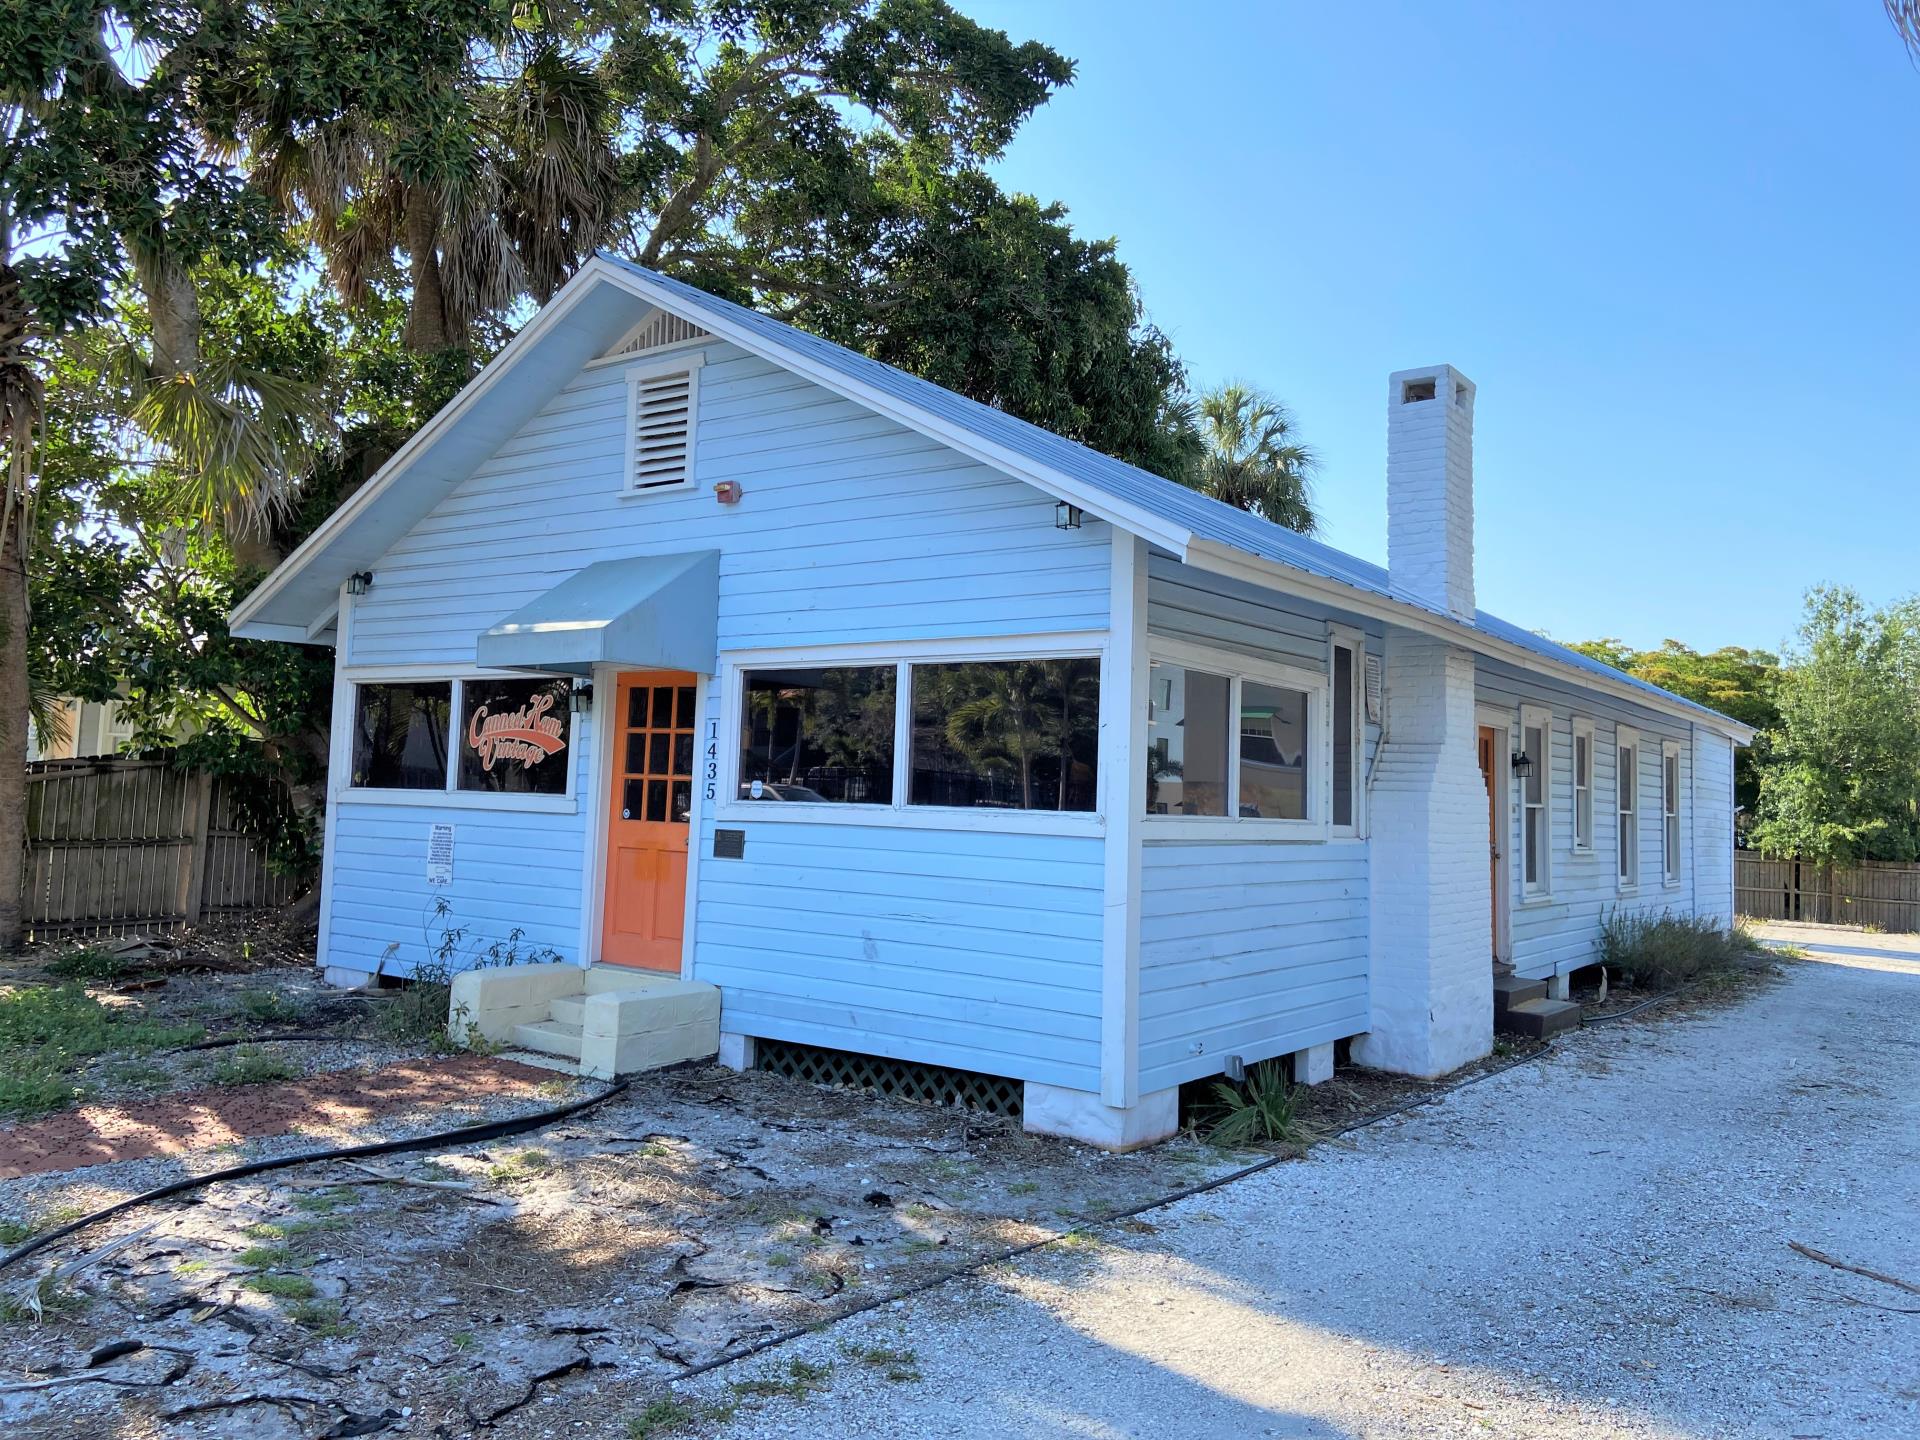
466, 689, 568, 772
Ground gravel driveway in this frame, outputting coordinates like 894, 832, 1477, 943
682, 931, 1920, 1439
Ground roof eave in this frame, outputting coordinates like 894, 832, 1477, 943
1184, 539, 1756, 745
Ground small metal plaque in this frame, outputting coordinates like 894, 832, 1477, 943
713, 828, 745, 860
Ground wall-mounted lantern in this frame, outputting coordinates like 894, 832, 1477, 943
1511, 750, 1535, 781
346, 571, 374, 596
570, 681, 595, 715
1054, 501, 1083, 530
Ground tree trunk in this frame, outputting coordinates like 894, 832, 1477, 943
0, 527, 28, 949
404, 196, 454, 353
130, 244, 201, 380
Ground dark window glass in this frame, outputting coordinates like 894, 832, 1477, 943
458, 678, 572, 795
1332, 645, 1355, 827
738, 666, 896, 804
1146, 663, 1229, 816
627, 686, 649, 728
910, 659, 1100, 812
1238, 681, 1309, 820
351, 682, 452, 789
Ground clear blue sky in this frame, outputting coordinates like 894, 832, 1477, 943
959, 1, 1918, 654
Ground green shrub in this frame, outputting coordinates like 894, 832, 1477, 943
1205, 1061, 1312, 1148
236, 989, 301, 1025
44, 947, 139, 981
1597, 910, 1761, 990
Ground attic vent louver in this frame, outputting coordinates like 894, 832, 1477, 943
607, 310, 710, 358
628, 364, 699, 491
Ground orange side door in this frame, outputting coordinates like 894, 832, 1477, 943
600, 672, 697, 970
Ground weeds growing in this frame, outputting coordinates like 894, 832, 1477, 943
0, 984, 202, 1119
212, 1045, 300, 1086
1598, 910, 1768, 991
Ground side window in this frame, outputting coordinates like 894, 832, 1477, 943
1662, 742, 1682, 884
351, 682, 452, 789
1617, 730, 1640, 887
1571, 718, 1595, 852
1329, 635, 1363, 831
1520, 706, 1550, 896
1147, 662, 1230, 816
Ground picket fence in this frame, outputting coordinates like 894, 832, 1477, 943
1735, 851, 1920, 933
22, 757, 303, 939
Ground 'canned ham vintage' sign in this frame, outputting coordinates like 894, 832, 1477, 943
466, 690, 567, 772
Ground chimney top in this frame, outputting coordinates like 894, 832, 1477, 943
1386, 365, 1476, 622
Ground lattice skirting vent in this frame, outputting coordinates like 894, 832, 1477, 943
755, 1038, 1023, 1119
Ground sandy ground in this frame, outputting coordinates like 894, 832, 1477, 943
662, 928, 1920, 1440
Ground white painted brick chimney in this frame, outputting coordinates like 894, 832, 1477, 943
1387, 366, 1476, 623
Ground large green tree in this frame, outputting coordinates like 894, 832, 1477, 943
1567, 637, 1781, 813
1748, 587, 1920, 866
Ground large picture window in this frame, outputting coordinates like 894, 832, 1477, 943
1144, 645, 1325, 834
910, 659, 1100, 812
458, 678, 573, 796
351, 682, 452, 789
737, 666, 896, 804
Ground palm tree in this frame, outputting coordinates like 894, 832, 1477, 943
230, 36, 620, 354
1183, 383, 1319, 535
1891, 3, 1919, 56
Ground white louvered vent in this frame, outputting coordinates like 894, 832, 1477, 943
628, 364, 699, 491
606, 309, 710, 359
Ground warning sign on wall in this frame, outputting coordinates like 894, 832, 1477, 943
427, 824, 454, 885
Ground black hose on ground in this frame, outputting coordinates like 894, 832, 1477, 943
0, 1078, 631, 1274
169, 1032, 351, 1053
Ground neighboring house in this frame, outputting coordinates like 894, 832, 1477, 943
231, 257, 1751, 1148
28, 698, 139, 761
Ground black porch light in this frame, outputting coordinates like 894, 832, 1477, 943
1510, 750, 1535, 781
346, 570, 374, 596
570, 680, 595, 715
1054, 501, 1083, 530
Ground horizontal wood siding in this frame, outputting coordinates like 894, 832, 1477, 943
1475, 656, 1723, 980
346, 342, 1110, 666
1137, 561, 1379, 1092
1694, 727, 1734, 926
326, 338, 1111, 1090
325, 715, 595, 978
1138, 840, 1370, 1092
694, 808, 1104, 1090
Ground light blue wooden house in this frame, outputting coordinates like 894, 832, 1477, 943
233, 257, 1751, 1147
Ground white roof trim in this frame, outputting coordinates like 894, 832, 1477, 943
1185, 539, 1755, 744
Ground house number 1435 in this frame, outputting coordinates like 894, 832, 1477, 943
703, 720, 718, 801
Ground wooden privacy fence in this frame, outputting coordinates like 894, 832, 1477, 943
23, 757, 303, 939
1736, 851, 1920, 932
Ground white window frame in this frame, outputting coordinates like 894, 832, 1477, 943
337, 664, 580, 815
1141, 636, 1330, 844
713, 633, 1110, 837
1571, 716, 1595, 854
621, 350, 704, 497
1662, 739, 1683, 888
1328, 625, 1366, 838
1519, 704, 1552, 900
1616, 725, 1641, 890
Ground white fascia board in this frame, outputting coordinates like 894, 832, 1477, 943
229, 265, 623, 639
592, 263, 1195, 559
1184, 538, 1756, 746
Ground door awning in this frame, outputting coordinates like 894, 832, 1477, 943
475, 551, 719, 676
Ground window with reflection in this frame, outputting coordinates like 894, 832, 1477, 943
351, 682, 452, 789
1237, 681, 1310, 820
459, 677, 573, 795
1147, 662, 1229, 816
909, 659, 1100, 811
737, 666, 896, 804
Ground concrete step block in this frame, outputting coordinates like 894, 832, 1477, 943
510, 1018, 585, 1060
1492, 973, 1548, 1014
548, 995, 586, 1027
1497, 997, 1581, 1040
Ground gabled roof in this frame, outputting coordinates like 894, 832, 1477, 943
232, 254, 1752, 741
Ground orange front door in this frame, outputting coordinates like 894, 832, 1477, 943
1476, 725, 1500, 961
600, 672, 697, 970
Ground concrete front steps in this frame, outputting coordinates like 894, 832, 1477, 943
448, 962, 719, 1079
1493, 972, 1581, 1040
